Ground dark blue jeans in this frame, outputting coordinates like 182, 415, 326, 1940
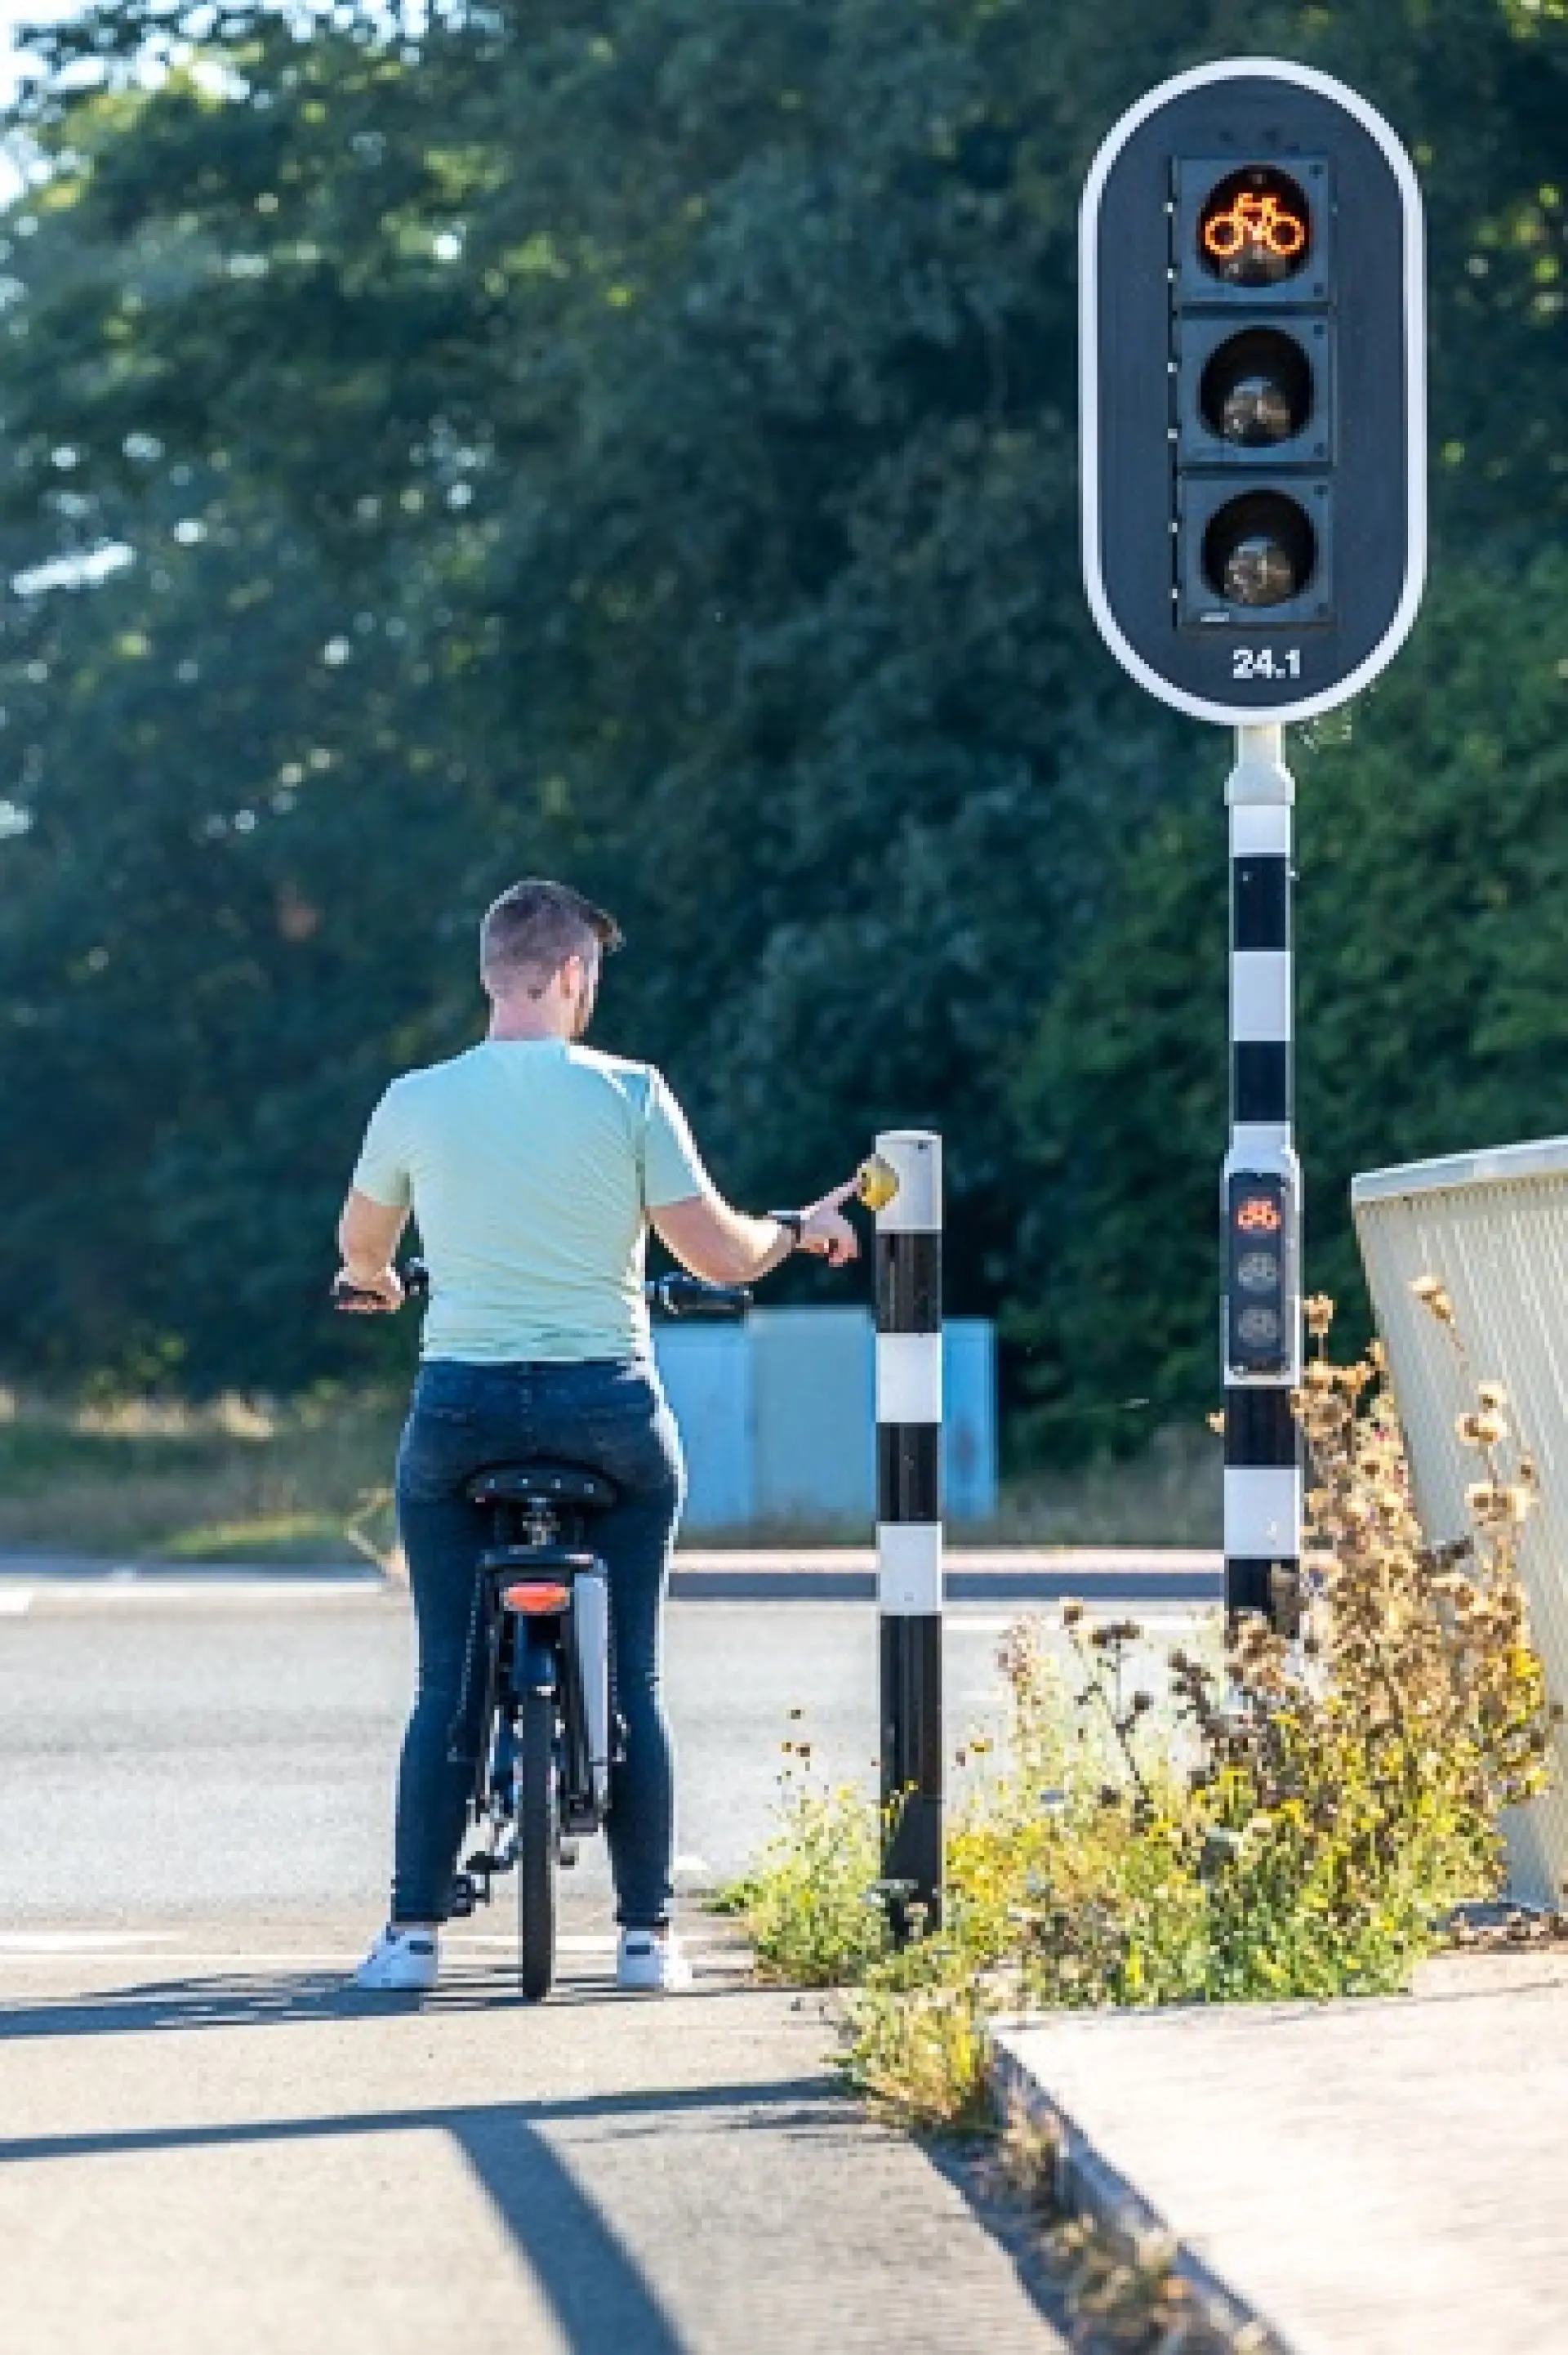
390, 1357, 685, 1930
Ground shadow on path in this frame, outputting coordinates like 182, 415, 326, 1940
0, 1963, 772, 2042
925, 2135, 1078, 2349
0, 2080, 853, 2355
0, 1965, 1076, 2348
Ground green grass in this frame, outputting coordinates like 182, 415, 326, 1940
0, 1381, 1219, 1561
160, 1512, 376, 1563
977, 1424, 1221, 1548
0, 1387, 403, 1562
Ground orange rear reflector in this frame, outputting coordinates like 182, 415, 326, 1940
502, 1581, 570, 1615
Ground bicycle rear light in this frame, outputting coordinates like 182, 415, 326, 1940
502, 1581, 572, 1615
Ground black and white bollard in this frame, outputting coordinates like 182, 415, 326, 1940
1223, 725, 1303, 1631
873, 1128, 943, 1929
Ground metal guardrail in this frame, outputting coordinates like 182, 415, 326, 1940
1352, 1136, 1568, 1905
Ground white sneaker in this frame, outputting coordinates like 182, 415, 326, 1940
352, 1924, 440, 1992
617, 1927, 693, 1993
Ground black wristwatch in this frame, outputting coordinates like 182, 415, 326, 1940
768, 1210, 804, 1253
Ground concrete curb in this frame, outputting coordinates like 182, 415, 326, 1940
1, 1547, 1222, 1606
671, 1545, 1220, 1603
669, 1564, 1222, 1602
987, 2023, 1296, 2354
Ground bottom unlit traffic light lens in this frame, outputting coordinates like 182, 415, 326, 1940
1202, 491, 1316, 608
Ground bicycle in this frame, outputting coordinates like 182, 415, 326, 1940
334, 1259, 749, 2000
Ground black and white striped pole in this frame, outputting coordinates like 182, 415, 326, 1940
870, 1129, 943, 1930
1223, 727, 1303, 1631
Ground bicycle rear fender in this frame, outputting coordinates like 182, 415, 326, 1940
514, 1621, 559, 1698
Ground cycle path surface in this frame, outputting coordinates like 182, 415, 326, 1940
0, 1904, 1067, 2355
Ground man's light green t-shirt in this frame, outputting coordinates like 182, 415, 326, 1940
352, 1041, 710, 1363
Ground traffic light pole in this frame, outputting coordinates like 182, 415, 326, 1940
1079, 60, 1422, 1634
1223, 724, 1303, 1630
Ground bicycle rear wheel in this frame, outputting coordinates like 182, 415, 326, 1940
515, 1679, 558, 2001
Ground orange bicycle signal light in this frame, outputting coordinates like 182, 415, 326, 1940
1202, 190, 1307, 264
1198, 167, 1312, 286
1235, 1193, 1284, 1234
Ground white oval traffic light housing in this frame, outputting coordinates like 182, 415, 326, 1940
1081, 59, 1425, 726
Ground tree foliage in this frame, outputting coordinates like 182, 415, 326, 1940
0, 0, 1563, 1430
1013, 554, 1568, 1447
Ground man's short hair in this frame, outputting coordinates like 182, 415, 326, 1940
479, 878, 623, 995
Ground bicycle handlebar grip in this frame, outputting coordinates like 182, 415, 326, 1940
330, 1257, 430, 1310
331, 1277, 384, 1309
648, 1273, 751, 1320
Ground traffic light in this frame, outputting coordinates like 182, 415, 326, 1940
1082, 60, 1424, 725
1224, 1168, 1298, 1384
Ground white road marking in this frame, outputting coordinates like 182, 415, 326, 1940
0, 1931, 732, 1965
947, 1608, 1209, 1637
447, 1933, 616, 1954
0, 1577, 387, 1612
0, 1951, 366, 1970
0, 1929, 177, 1954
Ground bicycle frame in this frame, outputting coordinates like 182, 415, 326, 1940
465, 1498, 612, 1847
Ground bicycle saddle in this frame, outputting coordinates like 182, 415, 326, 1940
467, 1463, 619, 1512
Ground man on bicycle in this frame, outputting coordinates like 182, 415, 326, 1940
336, 879, 859, 1992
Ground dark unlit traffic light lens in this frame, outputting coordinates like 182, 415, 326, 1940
1198, 167, 1312, 288
1225, 537, 1295, 605
1200, 330, 1312, 448
1203, 492, 1316, 609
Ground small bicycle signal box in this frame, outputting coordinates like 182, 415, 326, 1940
1224, 1170, 1296, 1380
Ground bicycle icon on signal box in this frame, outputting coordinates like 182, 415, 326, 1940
1202, 190, 1307, 264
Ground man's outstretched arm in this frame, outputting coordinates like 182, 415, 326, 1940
651, 1181, 859, 1287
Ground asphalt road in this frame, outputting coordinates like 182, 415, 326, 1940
0, 1581, 1211, 1921
0, 1581, 1207, 2354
